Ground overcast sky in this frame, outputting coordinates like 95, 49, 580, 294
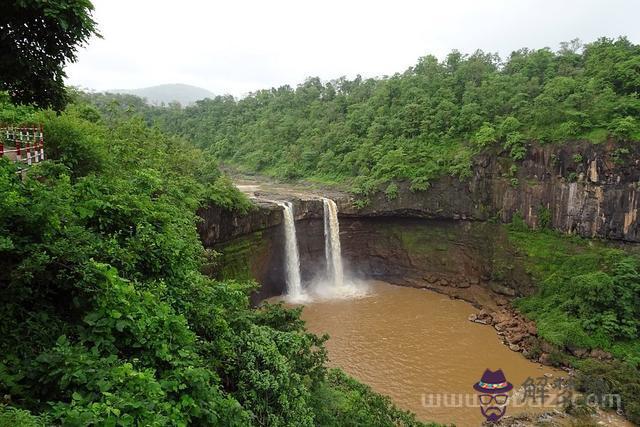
65, 0, 640, 97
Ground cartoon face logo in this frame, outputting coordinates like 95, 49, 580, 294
473, 369, 513, 423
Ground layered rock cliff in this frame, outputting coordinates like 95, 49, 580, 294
198, 141, 640, 301
197, 199, 326, 302
339, 140, 640, 242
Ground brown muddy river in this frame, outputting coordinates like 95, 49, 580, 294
296, 281, 563, 427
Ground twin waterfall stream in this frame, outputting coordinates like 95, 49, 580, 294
278, 198, 346, 300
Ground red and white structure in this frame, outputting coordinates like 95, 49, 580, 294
0, 126, 45, 168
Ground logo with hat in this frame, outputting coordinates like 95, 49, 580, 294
473, 369, 513, 422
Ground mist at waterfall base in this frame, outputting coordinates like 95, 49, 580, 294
277, 198, 369, 303
301, 268, 370, 302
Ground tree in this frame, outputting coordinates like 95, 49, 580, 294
0, 0, 100, 110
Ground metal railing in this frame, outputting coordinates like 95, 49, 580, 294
0, 126, 45, 167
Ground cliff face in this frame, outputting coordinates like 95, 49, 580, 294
198, 200, 326, 302
198, 200, 282, 247
339, 218, 535, 296
200, 202, 533, 302
197, 198, 324, 246
339, 141, 640, 242
198, 141, 640, 301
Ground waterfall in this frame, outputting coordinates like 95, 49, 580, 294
277, 201, 303, 298
323, 198, 345, 288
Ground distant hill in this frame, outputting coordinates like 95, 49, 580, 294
110, 84, 215, 106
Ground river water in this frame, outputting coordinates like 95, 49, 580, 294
298, 281, 564, 427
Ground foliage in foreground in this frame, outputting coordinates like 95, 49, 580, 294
0, 98, 432, 426
99, 36, 640, 194
0, 0, 100, 110
313, 370, 436, 427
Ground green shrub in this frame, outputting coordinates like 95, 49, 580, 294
310, 370, 434, 427
509, 212, 529, 231
385, 183, 399, 200
537, 205, 552, 229
512, 230, 640, 357
473, 122, 497, 147
611, 147, 630, 165
0, 405, 49, 427
608, 116, 638, 140
352, 198, 369, 209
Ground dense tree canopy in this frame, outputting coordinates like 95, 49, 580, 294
132, 37, 640, 195
0, 94, 434, 426
0, 0, 99, 110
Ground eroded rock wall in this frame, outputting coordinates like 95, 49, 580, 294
339, 218, 535, 297
202, 208, 532, 303
200, 200, 327, 302
339, 141, 640, 242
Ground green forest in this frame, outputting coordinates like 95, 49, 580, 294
128, 37, 640, 196
0, 93, 435, 426
2, 0, 640, 424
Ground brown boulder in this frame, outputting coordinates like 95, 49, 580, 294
456, 280, 471, 288
489, 282, 517, 296
496, 321, 511, 331
436, 278, 449, 287
568, 346, 589, 358
508, 333, 527, 344
468, 313, 489, 325
540, 341, 556, 354
492, 311, 511, 325
477, 309, 492, 322
589, 349, 613, 360
423, 275, 438, 284
539, 353, 552, 365
495, 296, 509, 306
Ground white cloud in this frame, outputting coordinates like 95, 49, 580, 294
65, 0, 640, 97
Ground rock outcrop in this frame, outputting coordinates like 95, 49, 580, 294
198, 198, 326, 302
197, 198, 324, 245
339, 141, 640, 242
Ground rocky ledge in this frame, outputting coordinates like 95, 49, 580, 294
203, 141, 640, 245
338, 141, 640, 243
487, 407, 630, 427
469, 307, 613, 366
198, 197, 324, 245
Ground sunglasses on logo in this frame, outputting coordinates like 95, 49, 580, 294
479, 394, 508, 405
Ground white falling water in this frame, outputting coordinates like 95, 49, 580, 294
323, 198, 345, 288
277, 201, 303, 299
